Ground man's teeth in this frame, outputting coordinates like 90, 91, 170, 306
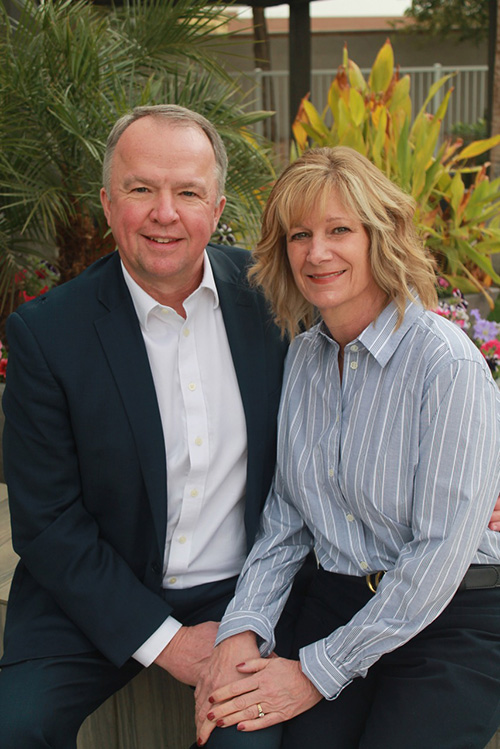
149, 237, 175, 244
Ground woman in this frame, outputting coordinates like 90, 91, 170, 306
195, 147, 500, 748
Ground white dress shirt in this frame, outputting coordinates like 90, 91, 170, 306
121, 254, 248, 665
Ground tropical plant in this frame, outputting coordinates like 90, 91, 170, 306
0, 0, 276, 335
292, 41, 500, 306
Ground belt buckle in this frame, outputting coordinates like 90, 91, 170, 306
366, 571, 384, 593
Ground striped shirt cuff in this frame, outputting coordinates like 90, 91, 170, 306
299, 639, 352, 700
216, 611, 276, 657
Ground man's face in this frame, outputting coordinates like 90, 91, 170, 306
100, 116, 226, 305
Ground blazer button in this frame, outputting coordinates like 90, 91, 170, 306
151, 561, 162, 574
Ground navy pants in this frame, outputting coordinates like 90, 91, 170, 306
281, 568, 500, 749
0, 573, 292, 749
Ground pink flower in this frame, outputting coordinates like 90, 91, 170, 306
481, 340, 500, 357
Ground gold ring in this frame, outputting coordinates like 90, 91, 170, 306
257, 703, 265, 719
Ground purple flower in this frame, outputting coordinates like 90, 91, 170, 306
469, 309, 500, 344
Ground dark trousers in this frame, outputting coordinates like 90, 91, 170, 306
0, 575, 288, 749
281, 568, 500, 749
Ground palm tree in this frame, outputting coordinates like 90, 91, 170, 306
0, 0, 275, 334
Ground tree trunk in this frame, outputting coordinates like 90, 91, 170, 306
490, 0, 500, 177
252, 7, 276, 143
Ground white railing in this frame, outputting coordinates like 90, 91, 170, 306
236, 64, 488, 157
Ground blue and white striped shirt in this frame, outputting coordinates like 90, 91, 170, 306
217, 299, 500, 700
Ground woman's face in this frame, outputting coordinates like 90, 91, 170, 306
286, 187, 386, 335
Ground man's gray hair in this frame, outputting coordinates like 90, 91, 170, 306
102, 104, 228, 199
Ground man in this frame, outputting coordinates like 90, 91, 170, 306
0, 105, 287, 748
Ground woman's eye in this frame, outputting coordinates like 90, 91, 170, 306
333, 226, 349, 234
289, 231, 309, 241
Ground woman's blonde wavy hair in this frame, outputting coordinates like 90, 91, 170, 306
249, 146, 437, 338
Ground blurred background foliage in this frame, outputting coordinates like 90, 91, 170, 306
292, 40, 500, 307
0, 0, 276, 337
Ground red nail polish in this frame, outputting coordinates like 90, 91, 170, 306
197, 740, 203, 746
216, 720, 224, 727
236, 662, 246, 667
209, 696, 215, 704
207, 712, 214, 721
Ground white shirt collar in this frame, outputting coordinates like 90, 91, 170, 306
120, 250, 219, 331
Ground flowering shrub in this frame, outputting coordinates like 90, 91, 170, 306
433, 283, 500, 380
15, 260, 59, 304
0, 260, 59, 382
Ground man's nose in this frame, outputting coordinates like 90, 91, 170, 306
151, 192, 178, 223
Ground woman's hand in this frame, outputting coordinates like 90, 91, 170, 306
196, 655, 323, 745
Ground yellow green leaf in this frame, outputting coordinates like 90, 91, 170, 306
389, 75, 411, 113
449, 171, 465, 222
348, 59, 367, 92
368, 39, 394, 94
303, 100, 330, 138
349, 88, 366, 127
457, 134, 500, 160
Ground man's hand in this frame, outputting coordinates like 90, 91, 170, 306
194, 631, 262, 743
154, 621, 219, 686
489, 493, 500, 531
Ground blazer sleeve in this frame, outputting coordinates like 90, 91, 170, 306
4, 309, 172, 667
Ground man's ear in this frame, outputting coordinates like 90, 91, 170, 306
100, 187, 112, 226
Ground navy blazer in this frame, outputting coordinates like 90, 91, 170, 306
1, 246, 287, 668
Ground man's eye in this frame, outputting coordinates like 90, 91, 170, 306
132, 187, 149, 193
181, 191, 197, 197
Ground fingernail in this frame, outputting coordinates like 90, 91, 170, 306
237, 724, 246, 731
209, 696, 215, 704
197, 740, 203, 747
216, 719, 225, 727
236, 662, 245, 667
207, 712, 215, 721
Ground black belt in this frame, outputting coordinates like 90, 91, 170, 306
457, 564, 500, 591
330, 565, 500, 593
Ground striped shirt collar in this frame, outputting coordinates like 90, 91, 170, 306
318, 297, 425, 368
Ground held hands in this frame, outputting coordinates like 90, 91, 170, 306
154, 621, 219, 686
489, 493, 500, 531
195, 641, 323, 745
195, 631, 263, 741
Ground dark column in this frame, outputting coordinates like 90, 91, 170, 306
289, 1, 311, 136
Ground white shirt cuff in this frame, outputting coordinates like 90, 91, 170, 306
132, 616, 183, 667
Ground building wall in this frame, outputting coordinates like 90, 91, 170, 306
219, 26, 487, 74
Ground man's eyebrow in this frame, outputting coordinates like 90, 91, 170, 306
122, 174, 157, 189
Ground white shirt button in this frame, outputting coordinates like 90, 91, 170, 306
360, 561, 369, 570
178, 536, 187, 545
346, 513, 355, 522
194, 436, 203, 446
188, 382, 196, 391
351, 345, 359, 352
168, 577, 177, 584
161, 308, 170, 316
328, 468, 334, 478
183, 328, 190, 337
350, 361, 358, 370
190, 488, 199, 498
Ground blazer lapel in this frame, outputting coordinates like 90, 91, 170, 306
94, 255, 167, 554
209, 248, 272, 547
